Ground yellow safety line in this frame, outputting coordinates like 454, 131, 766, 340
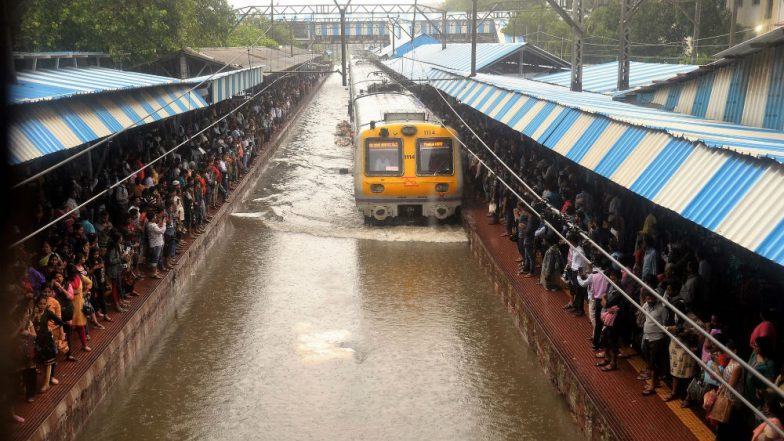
626, 356, 715, 440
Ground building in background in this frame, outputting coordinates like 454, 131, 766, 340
729, 0, 784, 32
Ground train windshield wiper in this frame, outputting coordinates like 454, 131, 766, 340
433, 164, 452, 175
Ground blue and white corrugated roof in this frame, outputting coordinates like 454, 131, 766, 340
384, 43, 568, 83
630, 44, 784, 131
533, 61, 698, 95
188, 66, 265, 104
424, 68, 784, 265
390, 42, 525, 73
9, 84, 209, 165
10, 67, 183, 104
391, 34, 441, 59
8, 65, 269, 165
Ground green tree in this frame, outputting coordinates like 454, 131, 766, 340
226, 19, 279, 48
503, 2, 573, 59
13, 0, 240, 64
585, 0, 731, 62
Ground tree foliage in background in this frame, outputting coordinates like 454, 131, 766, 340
504, 3, 573, 59
585, 0, 731, 62
13, 0, 242, 63
225, 17, 288, 48
496, 0, 732, 63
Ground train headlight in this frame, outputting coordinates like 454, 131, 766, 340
401, 125, 417, 136
371, 184, 385, 193
435, 183, 449, 192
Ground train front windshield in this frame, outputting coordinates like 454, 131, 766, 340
365, 138, 403, 175
417, 139, 454, 175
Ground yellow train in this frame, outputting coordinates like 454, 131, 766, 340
349, 58, 463, 223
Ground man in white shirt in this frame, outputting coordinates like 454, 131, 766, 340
566, 235, 589, 317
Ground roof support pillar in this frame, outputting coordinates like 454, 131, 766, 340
618, 0, 646, 90
340, 7, 347, 86
390, 16, 396, 55
730, 0, 738, 47
442, 10, 447, 49
470, 0, 477, 77
570, 0, 583, 91
179, 53, 189, 79
618, 0, 631, 91
691, 0, 701, 63
544, 0, 584, 91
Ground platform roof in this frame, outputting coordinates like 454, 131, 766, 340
384, 43, 568, 82
7, 64, 215, 165
9, 67, 182, 105
390, 34, 441, 59
424, 68, 784, 265
10, 84, 208, 165
714, 26, 784, 58
188, 66, 265, 104
533, 61, 698, 96
188, 46, 319, 73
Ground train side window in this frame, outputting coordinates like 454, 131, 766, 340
365, 138, 403, 176
416, 138, 454, 175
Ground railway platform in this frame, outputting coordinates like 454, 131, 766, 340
464, 203, 714, 441
8, 76, 327, 441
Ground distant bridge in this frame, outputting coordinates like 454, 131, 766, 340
234, 4, 514, 45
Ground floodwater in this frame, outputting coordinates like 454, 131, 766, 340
77, 73, 582, 441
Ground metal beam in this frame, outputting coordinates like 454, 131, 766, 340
334, 0, 351, 86
623, 0, 647, 24
236, 3, 445, 21
410, 0, 418, 46
618, 0, 632, 91
542, 0, 583, 35
570, 0, 583, 91
691, 0, 701, 63
544, 0, 583, 91
442, 10, 447, 49
470, 0, 477, 77
414, 4, 444, 42
730, 0, 738, 47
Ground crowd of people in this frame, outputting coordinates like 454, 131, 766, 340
421, 87, 784, 440
7, 72, 323, 424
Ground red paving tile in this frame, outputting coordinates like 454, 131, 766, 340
465, 204, 707, 441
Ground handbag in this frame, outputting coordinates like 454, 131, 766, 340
702, 388, 717, 410
601, 306, 619, 327
709, 390, 732, 423
82, 295, 95, 316
488, 202, 497, 214
686, 378, 707, 402
57, 336, 69, 354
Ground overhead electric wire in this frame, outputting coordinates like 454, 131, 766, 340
410, 75, 784, 430
430, 83, 784, 401
425, 84, 784, 437
9, 63, 312, 250
12, 23, 283, 191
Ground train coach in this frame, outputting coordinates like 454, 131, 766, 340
349, 57, 463, 223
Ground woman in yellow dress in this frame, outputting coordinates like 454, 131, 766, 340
66, 264, 91, 352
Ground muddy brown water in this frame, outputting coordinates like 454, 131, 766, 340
76, 73, 582, 441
